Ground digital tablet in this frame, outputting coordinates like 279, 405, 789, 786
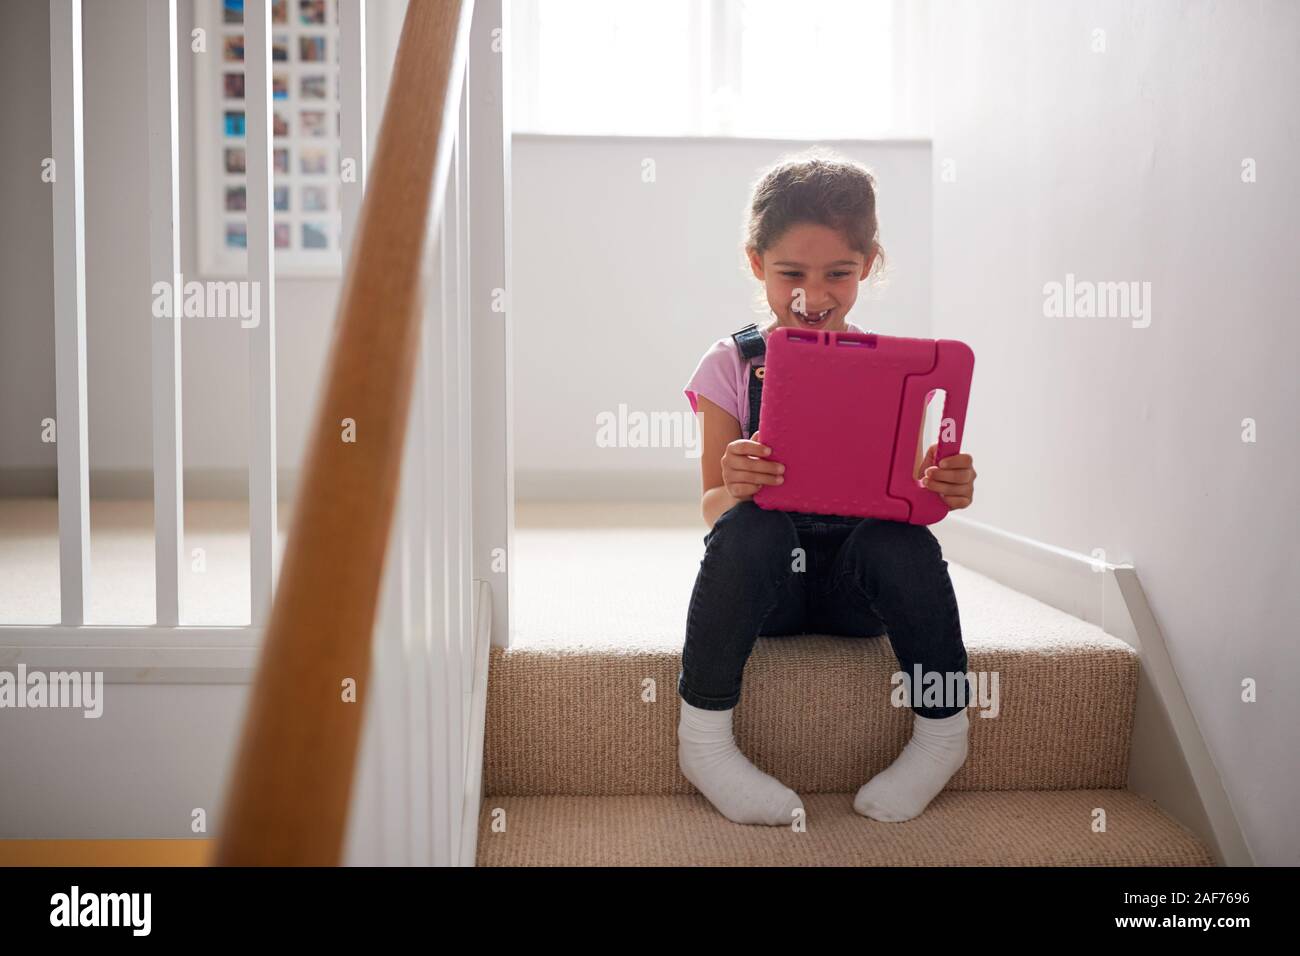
752, 327, 974, 525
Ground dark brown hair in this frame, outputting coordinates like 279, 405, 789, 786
743, 148, 886, 289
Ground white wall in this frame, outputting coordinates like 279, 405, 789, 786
0, 0, 55, 488
0, 683, 247, 839
510, 134, 933, 499
930, 0, 1300, 865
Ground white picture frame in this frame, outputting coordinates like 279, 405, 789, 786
195, 0, 343, 277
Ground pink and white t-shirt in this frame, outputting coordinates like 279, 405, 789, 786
683, 320, 868, 434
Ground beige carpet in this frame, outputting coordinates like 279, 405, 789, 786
489, 500, 1138, 795
0, 498, 288, 626
481, 501, 1212, 866
475, 791, 1214, 867
508, 501, 1129, 654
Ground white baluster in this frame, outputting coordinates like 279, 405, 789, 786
470, 0, 515, 655
146, 0, 183, 627
339, 0, 368, 258
438, 110, 466, 867
50, 0, 90, 626
457, 60, 473, 782
403, 307, 433, 867
423, 215, 452, 867
244, 0, 277, 625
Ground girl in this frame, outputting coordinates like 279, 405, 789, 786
678, 151, 978, 827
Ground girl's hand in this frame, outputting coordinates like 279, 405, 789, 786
721, 429, 785, 500
919, 444, 976, 510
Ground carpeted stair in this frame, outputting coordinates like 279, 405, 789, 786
475, 504, 1214, 866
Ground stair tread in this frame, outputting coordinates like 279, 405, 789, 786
513, 511, 1130, 654
476, 789, 1214, 867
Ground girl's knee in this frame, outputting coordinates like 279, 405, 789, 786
706, 500, 798, 563
712, 499, 791, 539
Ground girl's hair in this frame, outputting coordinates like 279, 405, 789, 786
742, 147, 886, 319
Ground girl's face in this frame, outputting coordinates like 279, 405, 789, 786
747, 221, 876, 333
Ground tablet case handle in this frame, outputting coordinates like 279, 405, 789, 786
893, 340, 975, 525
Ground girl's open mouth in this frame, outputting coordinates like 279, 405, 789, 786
794, 308, 833, 327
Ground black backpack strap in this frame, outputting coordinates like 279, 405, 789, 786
730, 322, 766, 362
730, 323, 766, 439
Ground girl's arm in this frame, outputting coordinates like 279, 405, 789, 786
699, 397, 744, 527
697, 396, 783, 527
702, 485, 741, 529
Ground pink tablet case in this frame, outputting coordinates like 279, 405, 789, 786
752, 328, 974, 525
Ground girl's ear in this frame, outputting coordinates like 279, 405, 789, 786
860, 250, 878, 280
747, 247, 765, 281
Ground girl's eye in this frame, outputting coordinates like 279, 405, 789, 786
779, 271, 802, 279
830, 272, 850, 279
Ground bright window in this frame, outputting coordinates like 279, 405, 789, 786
511, 0, 930, 139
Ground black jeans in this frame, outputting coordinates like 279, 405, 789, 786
677, 500, 970, 719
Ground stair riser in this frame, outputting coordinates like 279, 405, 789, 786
484, 639, 1138, 795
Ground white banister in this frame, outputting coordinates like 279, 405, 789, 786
356, 132, 476, 865
146, 0, 184, 627
16, 0, 502, 868
339, 0, 482, 868
243, 0, 278, 625
222, 0, 486, 866
50, 0, 90, 626
347, 33, 483, 869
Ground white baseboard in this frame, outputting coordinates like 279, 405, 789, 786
1113, 568, 1253, 866
0, 625, 259, 683
932, 514, 1252, 866
932, 514, 1122, 633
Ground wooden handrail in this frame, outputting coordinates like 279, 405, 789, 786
215, 0, 472, 866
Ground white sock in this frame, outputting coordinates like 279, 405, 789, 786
677, 700, 804, 827
854, 708, 969, 823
